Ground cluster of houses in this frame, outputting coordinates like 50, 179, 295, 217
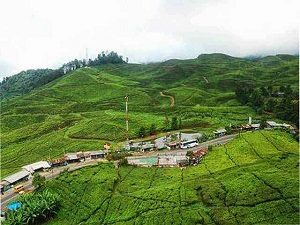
125, 132, 202, 152
127, 147, 208, 167
2, 118, 296, 194
213, 118, 297, 137
1, 150, 109, 194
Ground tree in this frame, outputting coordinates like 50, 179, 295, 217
163, 115, 170, 131
249, 89, 264, 109
171, 117, 178, 130
265, 98, 277, 112
138, 126, 146, 138
260, 87, 269, 97
186, 150, 194, 158
149, 124, 156, 135
235, 84, 253, 105
119, 158, 128, 166
284, 85, 293, 97
198, 133, 208, 143
260, 117, 267, 129
267, 85, 273, 96
225, 126, 232, 134
178, 117, 183, 129
32, 173, 46, 190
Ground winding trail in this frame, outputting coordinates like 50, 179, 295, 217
160, 91, 175, 107
203, 76, 209, 83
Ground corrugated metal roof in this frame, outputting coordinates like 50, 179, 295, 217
158, 156, 177, 166
65, 153, 79, 160
266, 121, 278, 126
89, 150, 105, 155
3, 170, 30, 184
214, 128, 227, 134
22, 161, 51, 172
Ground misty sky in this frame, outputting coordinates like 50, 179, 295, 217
0, 0, 299, 78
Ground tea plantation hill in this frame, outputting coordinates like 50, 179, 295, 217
44, 130, 299, 225
1, 53, 298, 176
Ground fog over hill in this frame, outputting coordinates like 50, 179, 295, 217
0, 0, 298, 78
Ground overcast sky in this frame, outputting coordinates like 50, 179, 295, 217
0, 0, 299, 78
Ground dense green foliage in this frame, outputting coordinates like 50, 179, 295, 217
0, 51, 126, 99
4, 190, 59, 225
32, 173, 46, 190
235, 84, 299, 126
0, 69, 55, 98
1, 53, 298, 176
44, 131, 299, 225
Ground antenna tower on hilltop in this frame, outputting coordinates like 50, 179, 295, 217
85, 48, 89, 67
125, 95, 129, 141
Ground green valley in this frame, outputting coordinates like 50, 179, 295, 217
1, 54, 298, 177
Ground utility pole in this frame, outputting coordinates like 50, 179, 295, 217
85, 48, 89, 67
125, 95, 129, 141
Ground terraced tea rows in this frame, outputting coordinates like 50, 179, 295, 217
45, 130, 299, 225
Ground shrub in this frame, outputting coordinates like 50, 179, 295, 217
4, 189, 59, 225
32, 173, 46, 190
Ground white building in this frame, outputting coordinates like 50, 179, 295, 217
22, 161, 51, 173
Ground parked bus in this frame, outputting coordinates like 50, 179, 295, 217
14, 185, 24, 193
180, 139, 198, 149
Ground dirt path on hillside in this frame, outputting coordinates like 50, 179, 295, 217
160, 91, 175, 107
203, 76, 209, 83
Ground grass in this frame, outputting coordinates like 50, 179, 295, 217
1, 54, 298, 176
42, 130, 299, 225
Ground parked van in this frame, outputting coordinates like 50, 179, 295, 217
14, 185, 24, 193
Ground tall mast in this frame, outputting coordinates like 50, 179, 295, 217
125, 95, 129, 141
85, 48, 89, 66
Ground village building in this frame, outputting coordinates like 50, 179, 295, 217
251, 124, 260, 130
188, 147, 208, 165
174, 155, 189, 166
127, 142, 142, 151
157, 154, 189, 167
89, 150, 106, 159
2, 170, 30, 188
241, 124, 252, 131
157, 156, 177, 167
141, 143, 155, 152
127, 156, 158, 167
154, 137, 167, 150
166, 141, 180, 150
266, 121, 280, 128
1, 181, 10, 194
64, 152, 84, 163
266, 121, 294, 130
22, 161, 51, 173
213, 128, 226, 137
50, 157, 67, 167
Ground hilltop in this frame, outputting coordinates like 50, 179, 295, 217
1, 53, 298, 176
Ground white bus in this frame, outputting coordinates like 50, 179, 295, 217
180, 139, 198, 149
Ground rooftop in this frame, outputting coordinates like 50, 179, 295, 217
214, 128, 227, 134
3, 170, 30, 184
22, 161, 51, 172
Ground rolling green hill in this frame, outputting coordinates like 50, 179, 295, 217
1, 54, 298, 176
43, 130, 299, 225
